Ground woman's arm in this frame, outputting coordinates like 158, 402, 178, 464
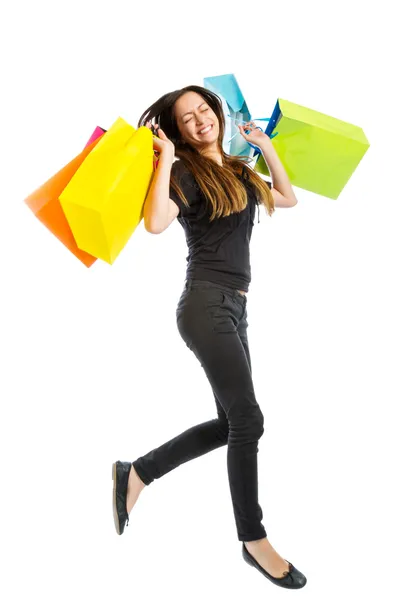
257, 138, 298, 207
270, 187, 298, 208
143, 154, 175, 233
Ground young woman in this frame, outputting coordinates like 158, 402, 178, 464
112, 85, 306, 589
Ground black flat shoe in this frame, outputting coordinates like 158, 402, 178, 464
242, 542, 307, 589
112, 461, 132, 535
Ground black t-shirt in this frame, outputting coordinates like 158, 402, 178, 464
169, 159, 271, 293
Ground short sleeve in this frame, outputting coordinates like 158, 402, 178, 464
169, 160, 200, 217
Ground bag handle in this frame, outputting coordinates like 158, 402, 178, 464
226, 115, 279, 142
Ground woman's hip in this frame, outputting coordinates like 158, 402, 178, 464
176, 279, 247, 338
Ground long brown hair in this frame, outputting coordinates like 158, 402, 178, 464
137, 85, 274, 221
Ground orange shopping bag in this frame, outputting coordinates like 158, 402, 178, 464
24, 127, 106, 267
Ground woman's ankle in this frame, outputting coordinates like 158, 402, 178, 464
244, 537, 268, 549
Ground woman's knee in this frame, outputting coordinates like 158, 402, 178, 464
252, 410, 265, 439
229, 408, 265, 442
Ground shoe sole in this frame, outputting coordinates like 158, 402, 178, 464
112, 462, 121, 535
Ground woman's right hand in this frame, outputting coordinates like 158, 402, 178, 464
145, 121, 175, 163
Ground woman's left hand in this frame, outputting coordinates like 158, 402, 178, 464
238, 121, 270, 147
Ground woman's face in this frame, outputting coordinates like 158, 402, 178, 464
174, 91, 220, 151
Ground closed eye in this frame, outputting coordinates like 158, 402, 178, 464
184, 108, 209, 124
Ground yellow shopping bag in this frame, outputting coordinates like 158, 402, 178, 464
59, 117, 154, 264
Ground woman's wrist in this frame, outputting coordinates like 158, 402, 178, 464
158, 151, 175, 168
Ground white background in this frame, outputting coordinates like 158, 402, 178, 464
1, 0, 399, 598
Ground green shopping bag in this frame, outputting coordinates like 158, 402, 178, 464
254, 98, 370, 199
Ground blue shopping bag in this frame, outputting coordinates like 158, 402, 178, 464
204, 73, 275, 158
204, 73, 254, 157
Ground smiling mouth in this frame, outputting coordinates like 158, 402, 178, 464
198, 124, 213, 135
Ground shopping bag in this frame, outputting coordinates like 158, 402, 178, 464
24, 126, 106, 268
204, 73, 256, 157
59, 117, 154, 265
84, 126, 106, 148
254, 98, 370, 199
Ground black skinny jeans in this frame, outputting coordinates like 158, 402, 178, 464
132, 278, 267, 542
